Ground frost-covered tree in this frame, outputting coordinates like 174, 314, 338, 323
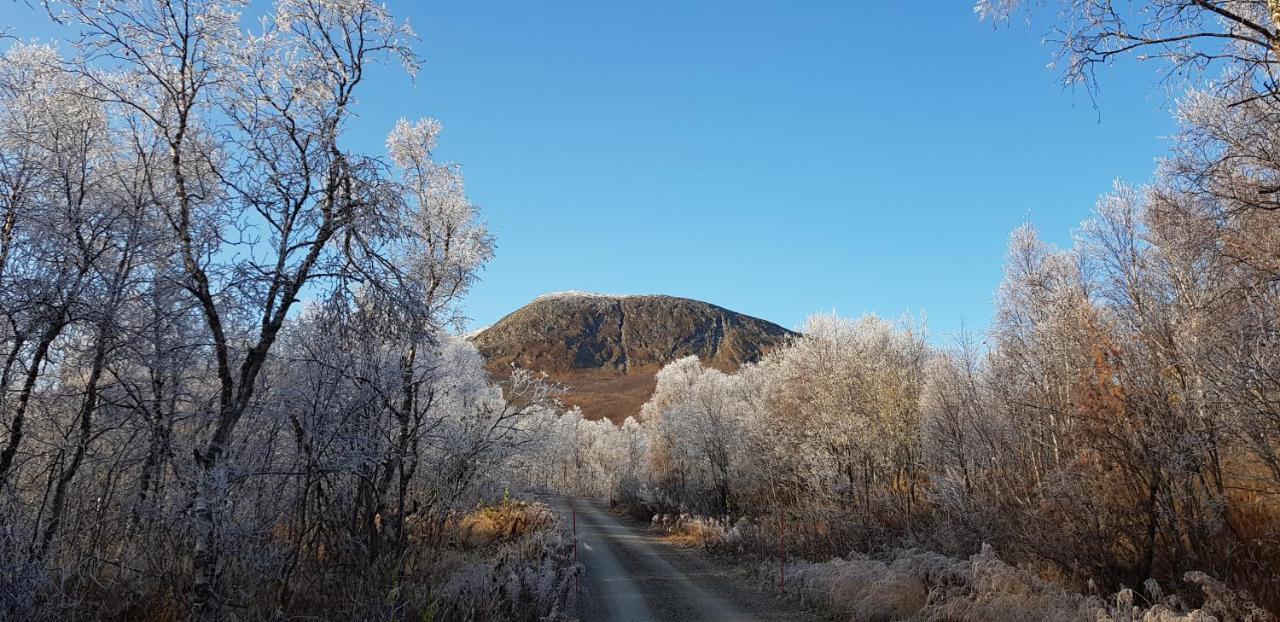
644, 355, 767, 514
0, 2, 575, 619
971, 0, 1280, 602
976, 0, 1278, 103
35, 0, 442, 612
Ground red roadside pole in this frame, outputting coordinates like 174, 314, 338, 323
573, 508, 580, 593
778, 512, 786, 594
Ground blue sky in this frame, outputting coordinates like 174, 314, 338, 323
8, 2, 1178, 340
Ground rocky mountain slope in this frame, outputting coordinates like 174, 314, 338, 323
469, 292, 796, 422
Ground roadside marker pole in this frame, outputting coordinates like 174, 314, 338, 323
778, 512, 786, 594
573, 508, 580, 593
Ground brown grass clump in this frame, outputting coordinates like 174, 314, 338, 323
458, 498, 557, 549
653, 514, 731, 549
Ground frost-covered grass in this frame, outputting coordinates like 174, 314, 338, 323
764, 546, 1275, 622
430, 521, 580, 621
1, 499, 581, 622
643, 507, 1274, 622
382, 499, 581, 622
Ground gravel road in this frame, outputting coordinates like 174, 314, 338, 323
541, 496, 823, 622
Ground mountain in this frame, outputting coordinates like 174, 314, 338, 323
469, 292, 797, 423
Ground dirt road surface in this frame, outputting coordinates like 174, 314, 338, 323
541, 496, 823, 622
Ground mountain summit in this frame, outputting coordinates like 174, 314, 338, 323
469, 292, 795, 422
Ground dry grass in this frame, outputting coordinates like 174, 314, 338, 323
653, 514, 732, 549
1222, 459, 1280, 611
457, 498, 558, 548
549, 367, 661, 424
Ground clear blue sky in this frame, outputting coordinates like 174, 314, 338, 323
8, 2, 1177, 340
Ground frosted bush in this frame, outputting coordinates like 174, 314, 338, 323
435, 518, 579, 621
921, 544, 1110, 622
1181, 572, 1275, 622
782, 553, 930, 622
725, 517, 753, 549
